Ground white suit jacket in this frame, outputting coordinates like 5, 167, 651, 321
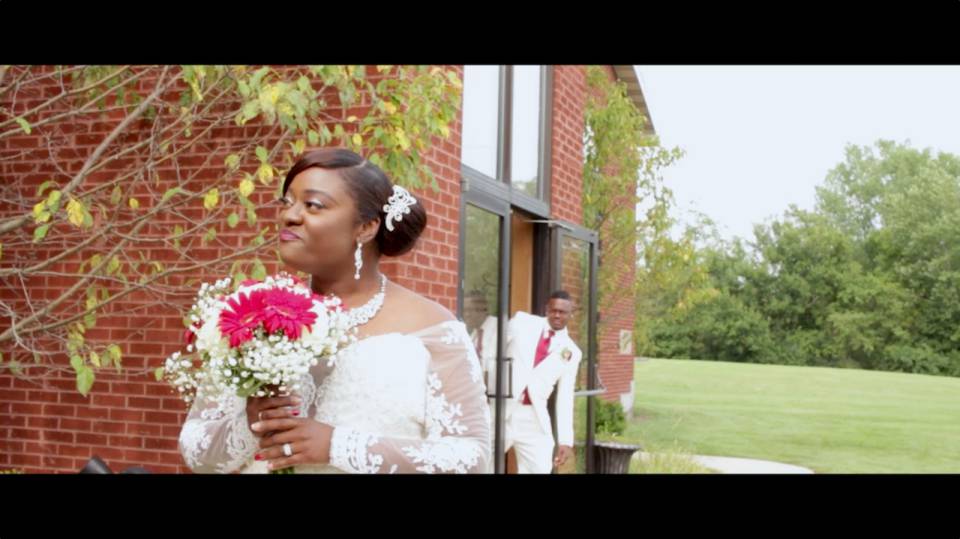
505, 311, 582, 447
470, 315, 499, 385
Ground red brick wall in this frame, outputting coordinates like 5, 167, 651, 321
549, 66, 585, 225
380, 65, 462, 311
549, 66, 636, 405
0, 66, 462, 473
0, 64, 639, 473
594, 66, 637, 405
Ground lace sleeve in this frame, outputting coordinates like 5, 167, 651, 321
178, 383, 259, 474
328, 321, 492, 474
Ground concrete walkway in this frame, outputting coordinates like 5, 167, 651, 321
634, 452, 815, 474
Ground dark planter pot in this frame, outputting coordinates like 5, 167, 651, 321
79, 455, 113, 474
78, 455, 151, 474
592, 441, 642, 474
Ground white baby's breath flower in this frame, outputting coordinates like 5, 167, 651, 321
161, 272, 355, 405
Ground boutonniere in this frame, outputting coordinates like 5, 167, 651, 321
560, 348, 573, 361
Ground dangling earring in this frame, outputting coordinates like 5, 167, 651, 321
354, 240, 363, 280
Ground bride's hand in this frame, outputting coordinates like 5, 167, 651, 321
252, 418, 333, 471
245, 394, 302, 436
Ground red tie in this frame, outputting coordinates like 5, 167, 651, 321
522, 330, 554, 404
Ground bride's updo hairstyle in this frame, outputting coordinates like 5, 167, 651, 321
282, 148, 428, 257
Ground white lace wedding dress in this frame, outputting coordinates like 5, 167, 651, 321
178, 320, 492, 474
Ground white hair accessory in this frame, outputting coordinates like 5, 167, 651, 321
382, 185, 417, 232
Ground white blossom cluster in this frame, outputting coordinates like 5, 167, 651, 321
161, 272, 356, 404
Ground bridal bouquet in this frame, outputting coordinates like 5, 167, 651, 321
160, 272, 354, 406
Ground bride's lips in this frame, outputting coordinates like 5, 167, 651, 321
279, 229, 301, 242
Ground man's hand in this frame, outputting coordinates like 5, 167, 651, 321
554, 444, 574, 467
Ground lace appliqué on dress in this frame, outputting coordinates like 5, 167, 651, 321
399, 370, 480, 473
423, 372, 467, 438
400, 438, 481, 474
180, 420, 212, 470
330, 427, 385, 474
439, 321, 483, 385
216, 397, 259, 473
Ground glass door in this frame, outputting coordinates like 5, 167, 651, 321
550, 223, 599, 473
460, 190, 511, 474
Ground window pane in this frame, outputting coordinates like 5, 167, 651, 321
461, 65, 500, 179
463, 204, 502, 395
510, 65, 542, 197
559, 235, 592, 390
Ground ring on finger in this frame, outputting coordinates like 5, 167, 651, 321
282, 442, 293, 457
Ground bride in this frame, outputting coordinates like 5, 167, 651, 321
178, 148, 491, 473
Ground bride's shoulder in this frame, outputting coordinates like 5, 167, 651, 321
383, 281, 456, 332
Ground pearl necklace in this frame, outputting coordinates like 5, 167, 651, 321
346, 274, 387, 329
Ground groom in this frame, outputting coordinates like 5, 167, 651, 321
503, 290, 582, 473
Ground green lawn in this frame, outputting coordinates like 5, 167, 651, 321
611, 358, 960, 473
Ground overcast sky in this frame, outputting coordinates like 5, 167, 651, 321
634, 65, 960, 241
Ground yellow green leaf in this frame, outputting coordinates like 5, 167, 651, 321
161, 187, 186, 203
107, 255, 121, 275
9, 361, 22, 376
396, 128, 410, 151
352, 133, 363, 147
32, 201, 50, 224
256, 164, 273, 185
15, 117, 31, 134
128, 197, 140, 209
251, 258, 267, 280
33, 224, 50, 243
238, 178, 255, 197
66, 198, 85, 228
384, 102, 398, 115
263, 84, 281, 105
297, 76, 310, 93
36, 180, 58, 197
225, 153, 241, 170
76, 366, 94, 397
203, 188, 219, 210
189, 79, 203, 102
109, 344, 123, 373
238, 100, 259, 125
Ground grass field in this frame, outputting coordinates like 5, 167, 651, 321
604, 358, 960, 473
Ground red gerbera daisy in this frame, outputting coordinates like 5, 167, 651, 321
260, 288, 317, 340
218, 289, 268, 348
